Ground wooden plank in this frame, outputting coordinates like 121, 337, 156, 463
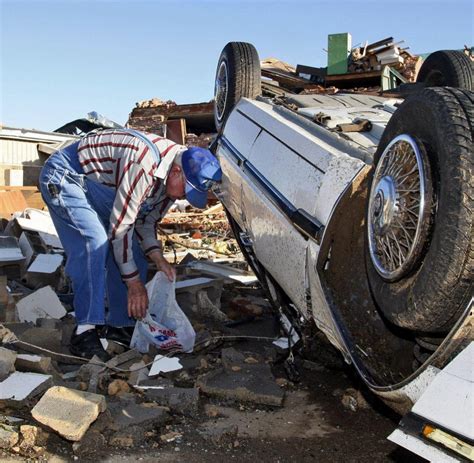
165, 118, 187, 145
0, 187, 46, 211
325, 70, 382, 82
0, 186, 38, 191
25, 192, 46, 210
0, 191, 28, 218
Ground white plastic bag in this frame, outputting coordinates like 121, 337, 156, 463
130, 272, 195, 353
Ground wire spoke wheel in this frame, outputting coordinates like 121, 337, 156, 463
214, 61, 228, 123
368, 134, 433, 281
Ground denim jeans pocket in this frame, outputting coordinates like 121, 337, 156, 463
65, 170, 87, 192
40, 168, 69, 220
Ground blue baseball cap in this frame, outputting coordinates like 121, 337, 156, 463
182, 147, 222, 209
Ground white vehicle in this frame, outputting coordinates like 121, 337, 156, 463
211, 42, 473, 461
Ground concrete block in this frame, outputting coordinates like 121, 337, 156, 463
15, 354, 52, 374
0, 372, 52, 407
31, 386, 106, 441
0, 347, 17, 381
16, 286, 66, 323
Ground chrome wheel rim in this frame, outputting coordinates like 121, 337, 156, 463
368, 134, 431, 281
215, 60, 228, 122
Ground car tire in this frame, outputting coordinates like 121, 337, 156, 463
365, 87, 473, 333
214, 42, 261, 132
416, 50, 473, 90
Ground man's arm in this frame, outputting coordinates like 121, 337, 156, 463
109, 159, 153, 319
135, 196, 176, 281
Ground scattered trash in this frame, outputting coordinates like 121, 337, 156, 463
272, 314, 300, 350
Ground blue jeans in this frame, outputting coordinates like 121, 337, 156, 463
39, 142, 147, 327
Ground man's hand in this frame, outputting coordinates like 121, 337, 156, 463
150, 252, 176, 282
126, 279, 148, 319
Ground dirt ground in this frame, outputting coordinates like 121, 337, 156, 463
1, 285, 426, 463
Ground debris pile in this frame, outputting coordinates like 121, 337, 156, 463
127, 100, 215, 148
348, 36, 422, 81
262, 34, 424, 96
0, 203, 305, 459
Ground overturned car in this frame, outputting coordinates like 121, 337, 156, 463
211, 42, 473, 460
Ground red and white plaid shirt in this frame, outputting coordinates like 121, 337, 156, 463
77, 129, 186, 281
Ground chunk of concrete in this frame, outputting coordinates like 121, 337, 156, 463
19, 424, 48, 450
221, 347, 245, 370
0, 372, 52, 407
77, 356, 107, 394
36, 318, 62, 330
16, 286, 66, 323
0, 347, 17, 381
196, 363, 285, 407
31, 386, 106, 441
127, 360, 149, 386
0, 424, 19, 449
15, 354, 52, 374
108, 402, 169, 431
15, 326, 66, 361
106, 349, 142, 369
0, 236, 25, 264
27, 253, 63, 274
142, 386, 199, 416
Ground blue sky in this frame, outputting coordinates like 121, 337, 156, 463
1, 0, 473, 131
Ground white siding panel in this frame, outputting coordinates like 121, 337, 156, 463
0, 140, 42, 166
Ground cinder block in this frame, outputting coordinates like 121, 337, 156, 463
31, 386, 106, 441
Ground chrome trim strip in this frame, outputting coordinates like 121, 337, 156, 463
219, 135, 324, 244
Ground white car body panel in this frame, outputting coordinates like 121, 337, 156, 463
411, 342, 473, 441
388, 429, 461, 463
388, 343, 474, 461
221, 98, 366, 318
